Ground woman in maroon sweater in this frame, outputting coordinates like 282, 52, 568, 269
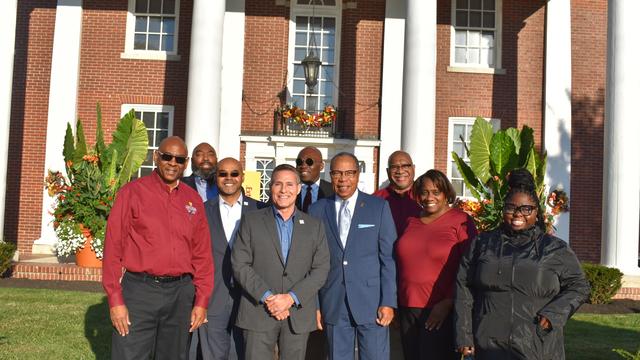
396, 170, 477, 360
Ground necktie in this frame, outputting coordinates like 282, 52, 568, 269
339, 200, 351, 248
302, 185, 313, 212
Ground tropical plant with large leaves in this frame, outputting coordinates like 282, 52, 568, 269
45, 104, 148, 260
452, 117, 561, 232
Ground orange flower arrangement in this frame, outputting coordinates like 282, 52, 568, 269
277, 104, 336, 128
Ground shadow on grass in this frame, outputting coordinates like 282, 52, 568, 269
85, 296, 111, 360
565, 316, 640, 360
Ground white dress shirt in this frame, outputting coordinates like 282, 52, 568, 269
219, 194, 243, 245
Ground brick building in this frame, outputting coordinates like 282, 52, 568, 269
0, 0, 638, 276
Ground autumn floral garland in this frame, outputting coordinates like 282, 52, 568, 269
277, 104, 336, 128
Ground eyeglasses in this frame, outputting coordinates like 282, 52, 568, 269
388, 163, 414, 172
218, 171, 241, 178
296, 158, 315, 167
157, 151, 188, 164
330, 170, 358, 179
503, 204, 537, 216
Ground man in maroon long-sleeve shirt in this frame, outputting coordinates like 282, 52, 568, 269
102, 136, 214, 360
373, 151, 421, 236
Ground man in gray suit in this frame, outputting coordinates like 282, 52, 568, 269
189, 158, 264, 360
232, 164, 330, 360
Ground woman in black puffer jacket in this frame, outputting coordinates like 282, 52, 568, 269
454, 169, 590, 360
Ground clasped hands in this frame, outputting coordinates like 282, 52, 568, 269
265, 293, 295, 321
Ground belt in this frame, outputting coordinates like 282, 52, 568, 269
126, 271, 191, 283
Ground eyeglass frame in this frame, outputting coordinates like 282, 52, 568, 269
503, 203, 538, 216
329, 169, 359, 179
388, 163, 414, 172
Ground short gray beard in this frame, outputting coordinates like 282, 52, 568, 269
193, 167, 216, 181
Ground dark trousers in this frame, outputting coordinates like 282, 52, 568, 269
111, 272, 195, 360
325, 297, 389, 360
189, 297, 244, 360
398, 307, 458, 360
243, 321, 310, 360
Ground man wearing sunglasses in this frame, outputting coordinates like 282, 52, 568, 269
182, 142, 219, 202
295, 146, 334, 213
189, 158, 265, 360
103, 136, 214, 360
373, 151, 421, 236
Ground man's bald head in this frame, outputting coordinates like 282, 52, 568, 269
191, 142, 217, 179
296, 146, 324, 185
386, 150, 415, 192
154, 136, 189, 187
216, 157, 244, 199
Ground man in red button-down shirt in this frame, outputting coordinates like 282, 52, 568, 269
102, 136, 214, 360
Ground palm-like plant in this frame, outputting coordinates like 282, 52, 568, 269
452, 117, 549, 232
46, 104, 148, 259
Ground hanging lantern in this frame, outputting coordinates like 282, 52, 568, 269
301, 50, 322, 88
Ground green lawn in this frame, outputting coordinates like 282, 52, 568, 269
0, 287, 638, 359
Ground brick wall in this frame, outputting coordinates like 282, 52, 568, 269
6, 2, 57, 255
569, 0, 607, 263
434, 0, 546, 173
76, 0, 192, 143
338, 0, 384, 139
240, 1, 289, 136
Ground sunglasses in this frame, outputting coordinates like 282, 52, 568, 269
503, 204, 537, 216
296, 158, 315, 167
157, 151, 188, 164
217, 171, 241, 178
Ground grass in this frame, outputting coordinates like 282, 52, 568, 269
0, 287, 638, 359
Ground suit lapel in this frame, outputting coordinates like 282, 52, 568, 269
324, 196, 342, 250
206, 199, 226, 249
344, 194, 367, 251
261, 209, 285, 265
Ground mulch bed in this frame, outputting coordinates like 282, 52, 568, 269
578, 299, 640, 314
1, 277, 639, 314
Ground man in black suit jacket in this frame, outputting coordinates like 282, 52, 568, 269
182, 142, 218, 202
295, 146, 334, 212
189, 157, 265, 360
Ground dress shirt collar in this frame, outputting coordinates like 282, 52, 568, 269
335, 190, 358, 217
219, 194, 243, 207
151, 170, 181, 193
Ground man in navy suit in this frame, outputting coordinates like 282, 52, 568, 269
189, 157, 264, 360
295, 146, 334, 212
309, 152, 398, 360
182, 142, 218, 202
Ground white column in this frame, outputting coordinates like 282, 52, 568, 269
0, 0, 18, 242
401, 0, 437, 175
218, 0, 245, 160
544, 0, 572, 242
378, 0, 405, 187
34, 0, 83, 254
601, 0, 640, 275
185, 0, 225, 155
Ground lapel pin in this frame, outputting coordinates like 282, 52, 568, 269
244, 201, 248, 206
299, 219, 305, 224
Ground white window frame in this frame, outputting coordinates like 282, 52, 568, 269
121, 104, 175, 178
122, 0, 181, 61
448, 0, 504, 74
287, 1, 342, 112
447, 117, 500, 199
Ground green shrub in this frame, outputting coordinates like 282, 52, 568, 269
0, 240, 17, 277
582, 263, 623, 304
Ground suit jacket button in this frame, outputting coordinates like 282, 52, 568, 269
283, 272, 288, 276
343, 261, 348, 266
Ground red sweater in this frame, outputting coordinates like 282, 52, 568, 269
373, 186, 421, 236
396, 208, 477, 308
102, 171, 214, 308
